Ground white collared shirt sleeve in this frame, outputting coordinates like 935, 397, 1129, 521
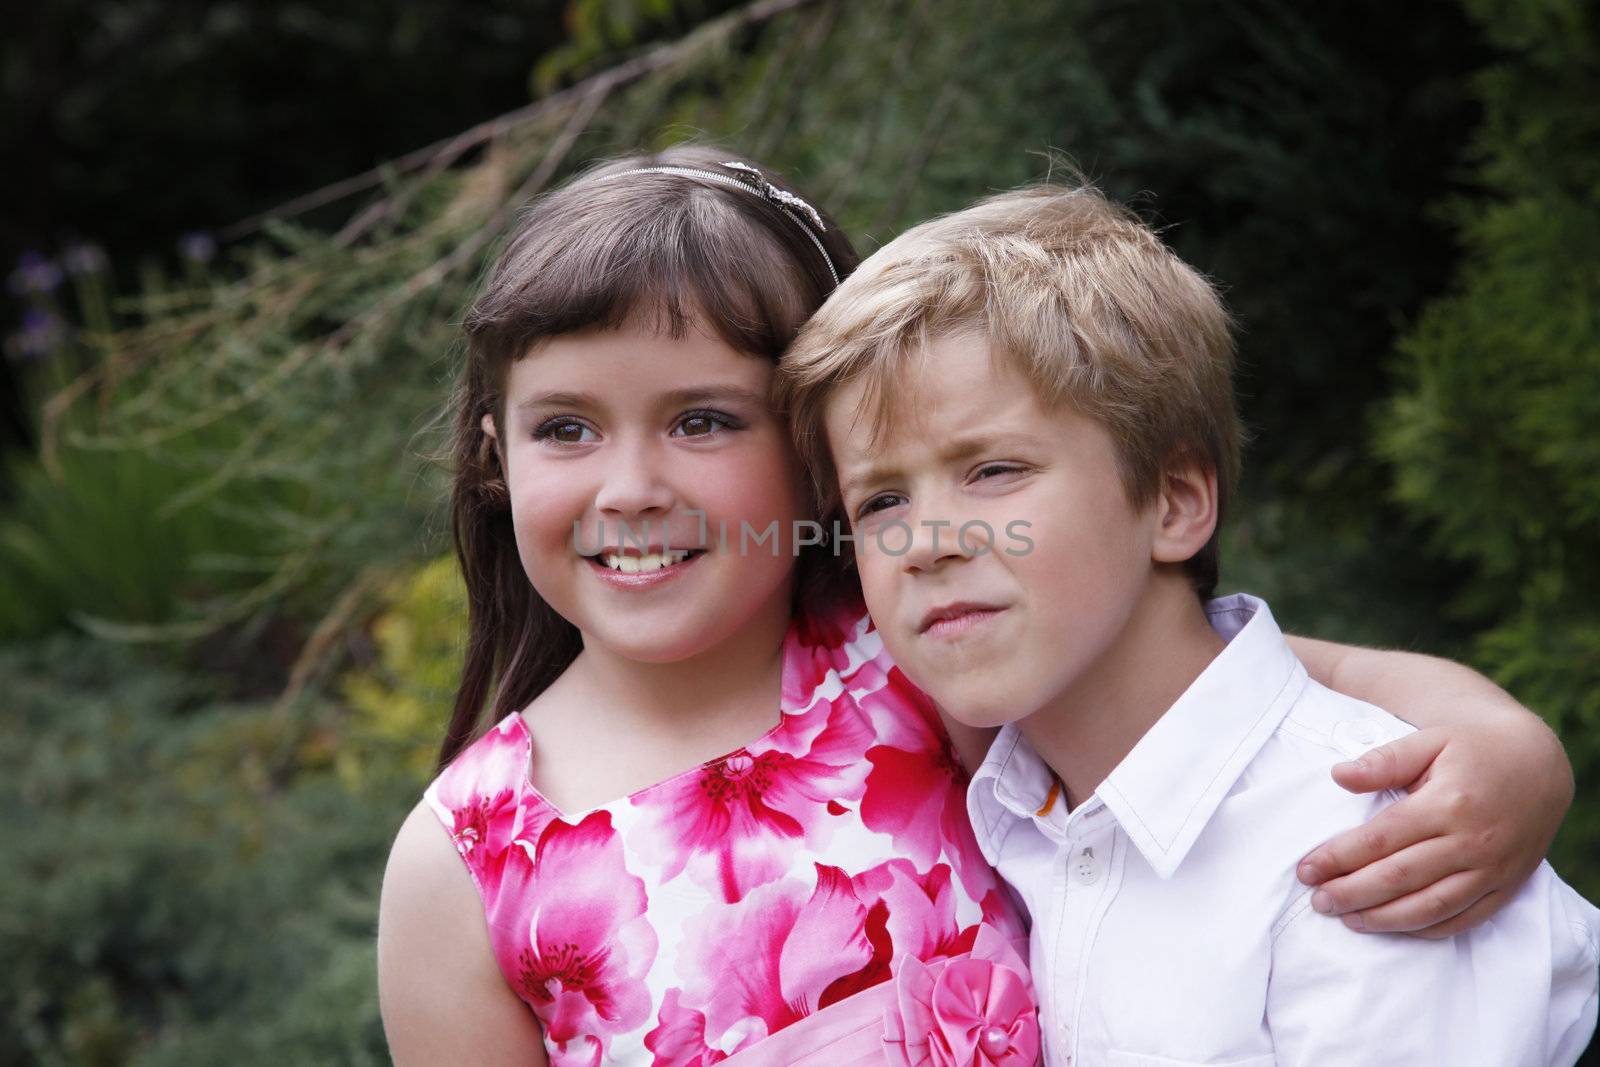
1268, 861, 1600, 1067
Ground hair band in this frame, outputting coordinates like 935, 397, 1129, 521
602, 161, 840, 286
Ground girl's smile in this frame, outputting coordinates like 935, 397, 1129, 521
584, 547, 704, 588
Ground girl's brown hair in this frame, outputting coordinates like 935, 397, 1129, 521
437, 145, 858, 771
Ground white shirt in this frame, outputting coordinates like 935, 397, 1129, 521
967, 593, 1600, 1066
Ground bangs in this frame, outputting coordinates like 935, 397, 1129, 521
466, 167, 832, 369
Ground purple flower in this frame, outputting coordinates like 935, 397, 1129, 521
7, 251, 64, 295
178, 231, 217, 264
62, 241, 109, 276
6, 309, 66, 362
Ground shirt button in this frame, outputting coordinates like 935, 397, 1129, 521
1333, 719, 1384, 756
1071, 846, 1100, 885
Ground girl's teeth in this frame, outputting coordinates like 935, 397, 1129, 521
601, 550, 691, 573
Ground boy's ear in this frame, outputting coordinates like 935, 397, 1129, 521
1150, 452, 1219, 565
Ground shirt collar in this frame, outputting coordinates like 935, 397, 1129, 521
967, 594, 1308, 878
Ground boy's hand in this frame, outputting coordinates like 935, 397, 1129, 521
1293, 722, 1571, 939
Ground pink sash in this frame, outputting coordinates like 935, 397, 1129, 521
720, 926, 1040, 1067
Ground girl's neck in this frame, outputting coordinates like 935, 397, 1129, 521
563, 586, 795, 738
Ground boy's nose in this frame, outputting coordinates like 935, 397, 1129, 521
901, 508, 986, 573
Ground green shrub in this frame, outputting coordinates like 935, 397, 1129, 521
1378, 0, 1600, 897
0, 636, 418, 1064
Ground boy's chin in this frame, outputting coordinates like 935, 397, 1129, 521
920, 677, 1030, 731
945, 706, 1030, 731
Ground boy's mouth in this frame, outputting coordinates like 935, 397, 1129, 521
918, 601, 1007, 636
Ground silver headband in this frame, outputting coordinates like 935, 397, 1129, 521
603, 160, 840, 286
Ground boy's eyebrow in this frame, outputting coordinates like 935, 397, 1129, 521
836, 460, 899, 503
836, 430, 1041, 500
939, 432, 1001, 464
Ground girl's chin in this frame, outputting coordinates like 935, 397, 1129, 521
572, 604, 740, 662
556, 565, 796, 663
587, 630, 724, 665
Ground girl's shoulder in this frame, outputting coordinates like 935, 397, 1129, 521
784, 604, 933, 732
425, 712, 532, 809
784, 600, 897, 690
377, 798, 549, 1060
786, 603, 1002, 805
420, 713, 543, 909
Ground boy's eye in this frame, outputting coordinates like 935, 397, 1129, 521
534, 418, 596, 444
672, 410, 741, 437
973, 463, 1025, 482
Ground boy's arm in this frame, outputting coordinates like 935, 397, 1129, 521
1286, 635, 1573, 938
1267, 865, 1599, 1067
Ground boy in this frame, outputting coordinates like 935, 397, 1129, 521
777, 185, 1599, 1064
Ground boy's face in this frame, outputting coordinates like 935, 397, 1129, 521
824, 332, 1161, 728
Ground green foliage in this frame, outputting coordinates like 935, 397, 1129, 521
0, 437, 287, 641
534, 0, 733, 93
6, 0, 1500, 651
341, 556, 469, 780
0, 635, 417, 1065
1378, 0, 1600, 894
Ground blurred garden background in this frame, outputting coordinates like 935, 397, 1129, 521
2, 0, 1596, 1062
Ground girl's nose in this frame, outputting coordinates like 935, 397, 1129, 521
593, 438, 676, 518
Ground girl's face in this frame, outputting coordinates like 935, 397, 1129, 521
494, 317, 810, 663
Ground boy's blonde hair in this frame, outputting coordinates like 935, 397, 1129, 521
777, 183, 1242, 598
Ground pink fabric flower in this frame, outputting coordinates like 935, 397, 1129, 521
420, 612, 1035, 1066
883, 925, 1040, 1067
629, 680, 873, 903
495, 811, 658, 1067
644, 991, 729, 1067
858, 670, 1012, 912
677, 863, 877, 1048
855, 859, 973, 964
425, 715, 548, 897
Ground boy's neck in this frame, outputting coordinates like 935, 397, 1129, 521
1017, 571, 1227, 810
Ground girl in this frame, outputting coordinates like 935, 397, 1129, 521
378, 145, 1573, 1066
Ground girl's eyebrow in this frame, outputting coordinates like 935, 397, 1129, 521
656, 385, 768, 408
515, 390, 595, 413
514, 385, 767, 414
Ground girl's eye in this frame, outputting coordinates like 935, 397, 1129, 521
534, 418, 596, 444
673, 410, 742, 438
857, 493, 906, 519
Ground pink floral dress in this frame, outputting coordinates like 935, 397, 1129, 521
423, 609, 1032, 1066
